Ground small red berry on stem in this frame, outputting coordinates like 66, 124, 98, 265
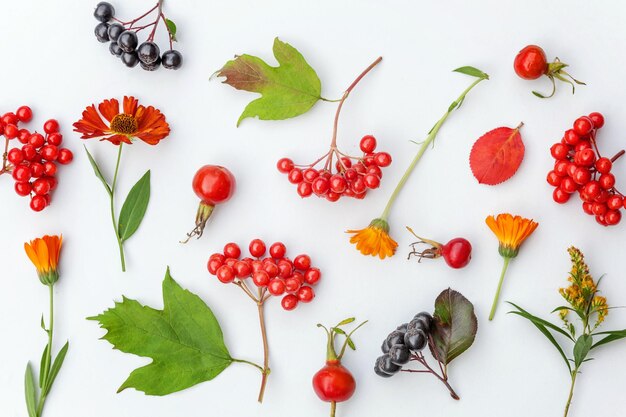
406, 227, 472, 269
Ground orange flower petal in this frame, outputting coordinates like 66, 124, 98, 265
347, 221, 398, 260
486, 213, 538, 257
98, 98, 120, 123
101, 134, 132, 145
123, 96, 139, 116
24, 242, 42, 271
73, 105, 110, 138
134, 105, 170, 145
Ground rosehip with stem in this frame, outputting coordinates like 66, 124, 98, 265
182, 165, 236, 243
406, 227, 472, 269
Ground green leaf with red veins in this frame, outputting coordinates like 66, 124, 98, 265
430, 288, 478, 365
216, 37, 322, 126
88, 268, 233, 395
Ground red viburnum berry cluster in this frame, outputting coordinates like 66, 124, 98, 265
547, 112, 625, 226
277, 135, 391, 201
207, 239, 321, 311
0, 106, 74, 211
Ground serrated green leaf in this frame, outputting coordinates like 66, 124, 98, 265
44, 341, 69, 394
165, 18, 177, 41
336, 317, 355, 327
88, 268, 233, 395
118, 170, 150, 242
216, 37, 322, 126
430, 288, 477, 365
24, 363, 37, 417
84, 146, 112, 196
453, 66, 488, 79
573, 334, 592, 368
591, 329, 626, 349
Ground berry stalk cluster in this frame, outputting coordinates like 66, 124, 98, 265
94, 1, 182, 70
547, 112, 625, 226
374, 312, 460, 399
207, 239, 322, 402
0, 107, 73, 211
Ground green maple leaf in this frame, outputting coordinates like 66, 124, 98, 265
88, 268, 233, 395
216, 37, 322, 126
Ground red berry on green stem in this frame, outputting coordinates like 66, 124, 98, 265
514, 45, 547, 80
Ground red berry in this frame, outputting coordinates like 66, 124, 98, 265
252, 270, 270, 287
595, 157, 612, 174
17, 129, 31, 144
335, 157, 352, 171
344, 168, 357, 181
56, 148, 73, 165
360, 135, 377, 153
583, 181, 601, 199
550, 143, 570, 160
546, 170, 562, 187
30, 162, 44, 178
263, 261, 279, 278
43, 161, 57, 176
588, 112, 604, 129
364, 173, 380, 189
312, 177, 330, 196
43, 119, 59, 134
362, 155, 376, 167
1, 112, 18, 125
293, 254, 311, 270
563, 129, 580, 146
7, 148, 24, 164
278, 259, 293, 278
607, 195, 623, 210
592, 203, 608, 216
14, 181, 31, 196
553, 187, 571, 204
40, 145, 59, 161
582, 202, 594, 215
297, 181, 313, 197
304, 267, 321, 285
32, 178, 51, 196
605, 210, 622, 226
514, 45, 547, 80
216, 265, 236, 283
268, 279, 286, 296
234, 261, 252, 278
30, 195, 47, 212
575, 149, 596, 166
46, 176, 58, 191
572, 167, 591, 185
312, 362, 356, 403
599, 173, 616, 190
560, 177, 578, 193
595, 190, 610, 203
297, 286, 315, 303
284, 277, 301, 293
329, 175, 347, 193
288, 168, 303, 184
47, 132, 63, 146
441, 238, 472, 269
326, 191, 340, 202
4, 124, 18, 139
281, 294, 298, 310
192, 165, 236, 206
249, 239, 266, 258
29, 133, 45, 148
554, 160, 569, 176
16, 106, 32, 122
303, 168, 319, 183
207, 258, 222, 274
223, 242, 241, 259
351, 177, 367, 194
12, 164, 31, 182
374, 152, 392, 167
277, 158, 294, 174
210, 253, 226, 263
573, 116, 594, 136
596, 214, 608, 226
574, 141, 591, 152
269, 242, 286, 259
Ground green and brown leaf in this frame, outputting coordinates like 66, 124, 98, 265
216, 37, 322, 126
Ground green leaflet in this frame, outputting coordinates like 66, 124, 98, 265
453, 66, 489, 79
591, 329, 626, 349
573, 334, 592, 368
165, 18, 177, 41
24, 364, 37, 417
117, 170, 151, 242
216, 37, 322, 126
84, 146, 112, 196
430, 288, 477, 365
88, 268, 233, 396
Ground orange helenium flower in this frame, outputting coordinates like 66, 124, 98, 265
347, 218, 398, 259
486, 213, 538, 258
73, 96, 170, 145
24, 234, 63, 285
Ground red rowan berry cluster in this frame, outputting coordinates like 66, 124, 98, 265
547, 112, 624, 226
0, 106, 73, 211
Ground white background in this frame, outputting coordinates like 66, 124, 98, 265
1, 0, 625, 416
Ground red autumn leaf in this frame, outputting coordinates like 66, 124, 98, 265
469, 123, 525, 185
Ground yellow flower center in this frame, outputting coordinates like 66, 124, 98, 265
110, 113, 138, 135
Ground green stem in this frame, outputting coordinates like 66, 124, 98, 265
109, 144, 126, 272
36, 285, 54, 417
489, 257, 511, 320
380, 76, 486, 221
232, 358, 264, 373
563, 370, 578, 417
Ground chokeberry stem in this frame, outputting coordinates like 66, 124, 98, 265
110, 144, 126, 272
379, 74, 487, 221
256, 290, 270, 403
489, 256, 511, 321
330, 57, 382, 149
148, 0, 165, 42
159, 12, 174, 50
116, 4, 158, 27
409, 353, 460, 400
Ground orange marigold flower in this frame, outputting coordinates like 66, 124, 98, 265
24, 234, 63, 285
486, 213, 538, 258
347, 218, 398, 259
73, 96, 170, 145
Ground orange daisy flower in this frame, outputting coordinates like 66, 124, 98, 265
486, 213, 538, 258
73, 96, 170, 145
347, 218, 398, 259
24, 234, 63, 285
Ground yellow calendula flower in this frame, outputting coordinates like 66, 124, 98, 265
485, 213, 538, 258
347, 218, 398, 260
24, 235, 63, 285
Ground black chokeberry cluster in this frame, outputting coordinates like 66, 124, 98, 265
374, 312, 432, 377
93, 2, 183, 71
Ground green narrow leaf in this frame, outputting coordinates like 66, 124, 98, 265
591, 329, 626, 349
453, 66, 489, 79
44, 341, 69, 394
336, 317, 355, 327
573, 334, 592, 368
84, 146, 112, 196
346, 338, 356, 350
39, 344, 50, 388
333, 327, 346, 336
508, 303, 575, 341
40, 315, 47, 332
24, 363, 38, 417
117, 170, 151, 242
430, 288, 478, 365
509, 310, 571, 372
165, 18, 177, 41
88, 268, 233, 395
